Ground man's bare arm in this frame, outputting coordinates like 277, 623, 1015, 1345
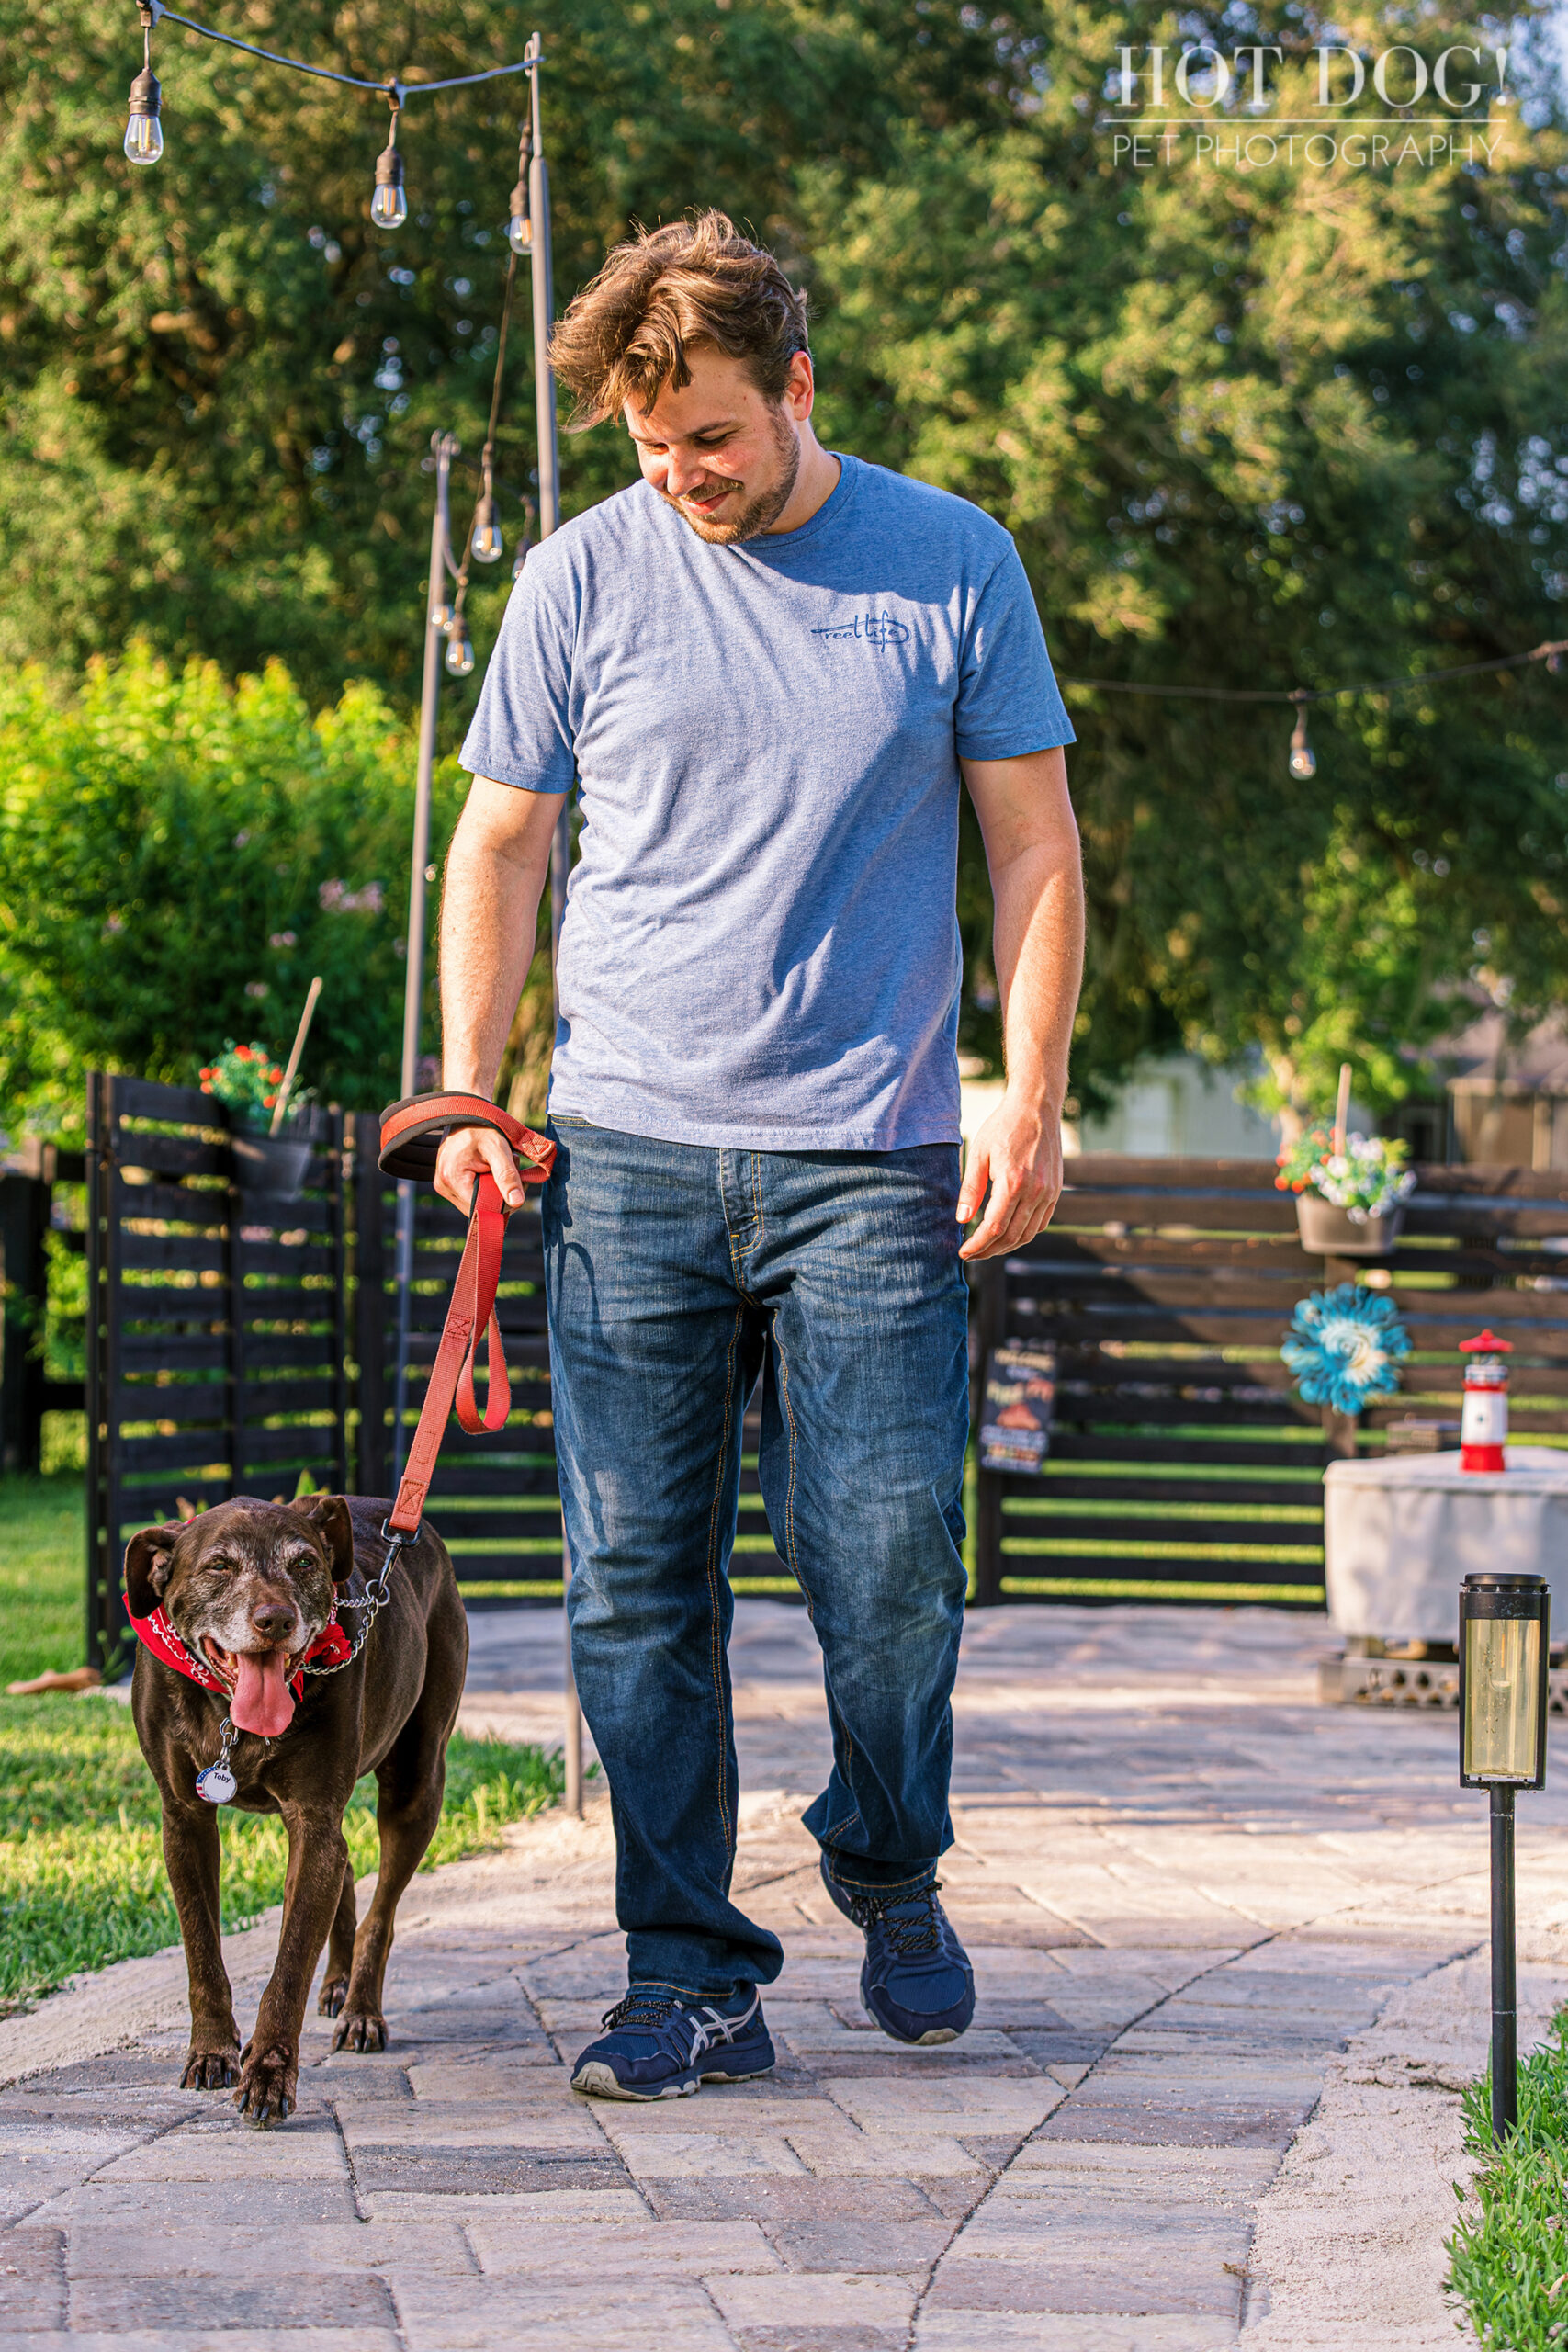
432, 776, 568, 1214
956, 746, 1084, 1261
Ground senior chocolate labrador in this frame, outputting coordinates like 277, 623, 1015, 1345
125, 1492, 468, 2123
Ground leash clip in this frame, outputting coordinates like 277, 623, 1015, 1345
195, 1715, 240, 1804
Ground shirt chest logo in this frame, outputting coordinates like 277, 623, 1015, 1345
810, 611, 911, 648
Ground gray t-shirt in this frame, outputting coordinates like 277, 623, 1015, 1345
459, 452, 1074, 1151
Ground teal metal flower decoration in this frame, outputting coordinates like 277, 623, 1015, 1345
1281, 1283, 1410, 1416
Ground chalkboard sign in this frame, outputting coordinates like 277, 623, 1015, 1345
979, 1345, 1056, 1476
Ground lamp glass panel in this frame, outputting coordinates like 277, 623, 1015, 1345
1463, 1615, 1541, 1781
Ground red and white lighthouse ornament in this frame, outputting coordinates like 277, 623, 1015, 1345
1460, 1329, 1512, 1473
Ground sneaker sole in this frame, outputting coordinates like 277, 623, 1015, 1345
863, 1991, 971, 2047
572, 2059, 776, 2102
571, 2062, 702, 2101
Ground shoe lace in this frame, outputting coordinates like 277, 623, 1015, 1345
600, 1988, 683, 2033
842, 1878, 944, 1957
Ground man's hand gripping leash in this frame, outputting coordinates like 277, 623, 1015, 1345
377, 1091, 557, 1544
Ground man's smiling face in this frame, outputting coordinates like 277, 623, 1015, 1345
626, 345, 813, 545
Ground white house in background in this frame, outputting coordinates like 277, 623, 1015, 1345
1075, 1053, 1282, 1159
958, 1052, 1283, 1160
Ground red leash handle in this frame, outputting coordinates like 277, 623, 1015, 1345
378, 1093, 558, 1540
378, 1090, 555, 1185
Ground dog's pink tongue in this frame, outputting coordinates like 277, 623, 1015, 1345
230, 1650, 295, 1736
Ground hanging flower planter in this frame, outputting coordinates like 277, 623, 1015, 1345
199, 1034, 318, 1200
1277, 1123, 1416, 1258
1293, 1192, 1406, 1257
231, 1130, 314, 1198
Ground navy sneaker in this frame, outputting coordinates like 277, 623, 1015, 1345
821, 1859, 976, 2045
570, 1984, 775, 2101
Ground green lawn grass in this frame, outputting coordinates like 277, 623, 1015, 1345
1448, 2018, 1568, 2347
1, 1472, 86, 1687
0, 1692, 569, 2015
0, 1470, 573, 2015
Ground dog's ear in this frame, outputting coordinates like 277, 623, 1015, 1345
288, 1492, 355, 1583
124, 1524, 181, 1618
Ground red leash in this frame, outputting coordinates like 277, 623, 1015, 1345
378, 1092, 556, 1540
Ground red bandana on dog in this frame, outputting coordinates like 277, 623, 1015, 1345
122, 1598, 352, 1697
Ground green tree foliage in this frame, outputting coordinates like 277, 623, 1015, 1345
805, 4, 1568, 1118
0, 0, 1024, 707
0, 649, 465, 1131
1, 0, 1565, 1133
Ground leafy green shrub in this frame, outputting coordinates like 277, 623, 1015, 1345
0, 646, 466, 1138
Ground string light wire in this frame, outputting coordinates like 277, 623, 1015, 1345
1060, 637, 1568, 704
133, 0, 536, 99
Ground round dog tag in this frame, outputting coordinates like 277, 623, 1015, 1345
195, 1763, 237, 1805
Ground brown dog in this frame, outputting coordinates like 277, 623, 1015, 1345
124, 1493, 468, 2123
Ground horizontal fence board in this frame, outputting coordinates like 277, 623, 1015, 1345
998, 1545, 1325, 1585
238, 1379, 343, 1419
1066, 1156, 1287, 1191
116, 1289, 231, 1325
1010, 1271, 1347, 1313
1046, 1198, 1299, 1237
1001, 1510, 1319, 1549
1055, 1396, 1318, 1431
114, 1079, 216, 1123
420, 1463, 561, 1498
1034, 1474, 1324, 1507
116, 1433, 231, 1472
118, 1181, 230, 1228
119, 1230, 227, 1274
1010, 1300, 1568, 1349
114, 1136, 228, 1179
434, 1544, 564, 1574
1043, 1432, 1327, 1468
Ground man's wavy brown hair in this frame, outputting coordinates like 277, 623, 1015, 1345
548, 210, 809, 431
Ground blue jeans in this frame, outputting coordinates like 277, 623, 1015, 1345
541, 1119, 970, 1997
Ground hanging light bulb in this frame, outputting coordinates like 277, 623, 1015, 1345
371, 98, 407, 230
431, 596, 455, 635
471, 489, 503, 565
124, 17, 163, 167
1288, 699, 1317, 781
508, 177, 532, 256
446, 621, 475, 677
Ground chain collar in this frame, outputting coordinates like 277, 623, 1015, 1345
186, 1522, 411, 1803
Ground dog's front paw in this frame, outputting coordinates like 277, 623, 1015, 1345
233, 2041, 298, 2124
332, 2006, 388, 2053
318, 1974, 349, 2018
180, 2039, 241, 2091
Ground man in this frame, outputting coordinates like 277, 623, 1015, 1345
435, 210, 1082, 2099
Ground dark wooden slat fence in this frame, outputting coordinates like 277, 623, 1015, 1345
968, 1154, 1568, 1609
86, 1077, 349, 1672
79, 1080, 1568, 1666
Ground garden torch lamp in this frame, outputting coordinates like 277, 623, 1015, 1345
1460, 1571, 1550, 2143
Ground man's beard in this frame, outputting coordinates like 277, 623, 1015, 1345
660, 409, 801, 545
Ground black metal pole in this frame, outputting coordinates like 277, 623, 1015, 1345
1491, 1782, 1517, 2143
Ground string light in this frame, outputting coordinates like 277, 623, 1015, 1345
371, 96, 406, 231
125, 4, 163, 164
445, 621, 475, 676
1061, 637, 1567, 781
508, 177, 532, 256
471, 483, 503, 564
1288, 693, 1316, 781
116, 0, 541, 208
